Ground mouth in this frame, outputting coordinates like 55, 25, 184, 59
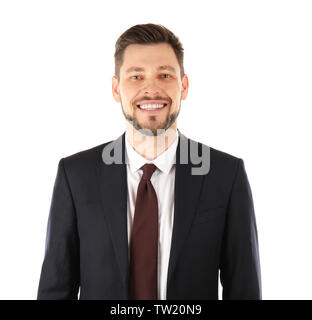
136, 100, 169, 113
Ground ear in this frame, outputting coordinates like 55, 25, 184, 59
181, 74, 189, 100
112, 76, 121, 102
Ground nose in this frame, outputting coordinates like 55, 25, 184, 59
142, 79, 161, 95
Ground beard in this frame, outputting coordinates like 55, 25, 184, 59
120, 96, 181, 137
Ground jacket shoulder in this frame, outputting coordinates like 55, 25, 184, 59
187, 137, 243, 186
190, 135, 242, 166
60, 140, 113, 171
209, 145, 241, 164
209, 145, 242, 180
192, 139, 244, 199
186, 134, 242, 181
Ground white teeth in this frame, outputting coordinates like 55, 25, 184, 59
139, 104, 165, 110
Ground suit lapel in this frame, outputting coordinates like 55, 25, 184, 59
166, 130, 205, 296
98, 130, 205, 298
98, 132, 129, 291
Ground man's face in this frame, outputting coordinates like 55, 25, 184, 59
112, 43, 189, 136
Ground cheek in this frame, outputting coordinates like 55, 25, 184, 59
165, 80, 181, 92
120, 84, 137, 104
167, 85, 182, 103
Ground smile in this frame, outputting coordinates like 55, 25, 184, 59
137, 103, 167, 110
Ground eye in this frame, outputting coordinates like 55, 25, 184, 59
160, 74, 171, 79
131, 75, 142, 80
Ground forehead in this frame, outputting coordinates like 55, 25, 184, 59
120, 43, 180, 72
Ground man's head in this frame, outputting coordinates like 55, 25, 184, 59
112, 23, 189, 136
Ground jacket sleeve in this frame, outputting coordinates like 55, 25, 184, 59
219, 158, 262, 299
37, 158, 80, 300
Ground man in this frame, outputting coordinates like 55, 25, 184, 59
37, 23, 261, 300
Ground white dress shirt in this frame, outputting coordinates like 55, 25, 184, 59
125, 130, 178, 300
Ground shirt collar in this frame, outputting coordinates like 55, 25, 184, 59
125, 130, 178, 174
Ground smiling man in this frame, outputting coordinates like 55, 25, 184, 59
37, 24, 262, 300
112, 35, 188, 160
115, 43, 185, 135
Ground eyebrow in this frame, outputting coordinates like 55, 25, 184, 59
125, 65, 177, 74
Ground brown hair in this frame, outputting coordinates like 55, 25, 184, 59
114, 23, 184, 80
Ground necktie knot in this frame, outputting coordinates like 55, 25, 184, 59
141, 163, 157, 181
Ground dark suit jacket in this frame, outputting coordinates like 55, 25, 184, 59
37, 129, 261, 300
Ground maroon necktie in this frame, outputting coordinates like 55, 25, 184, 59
129, 163, 158, 300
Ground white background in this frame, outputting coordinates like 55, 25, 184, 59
0, 0, 311, 300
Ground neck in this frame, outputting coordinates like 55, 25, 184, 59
125, 122, 178, 160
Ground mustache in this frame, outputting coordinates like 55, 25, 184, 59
133, 96, 171, 105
